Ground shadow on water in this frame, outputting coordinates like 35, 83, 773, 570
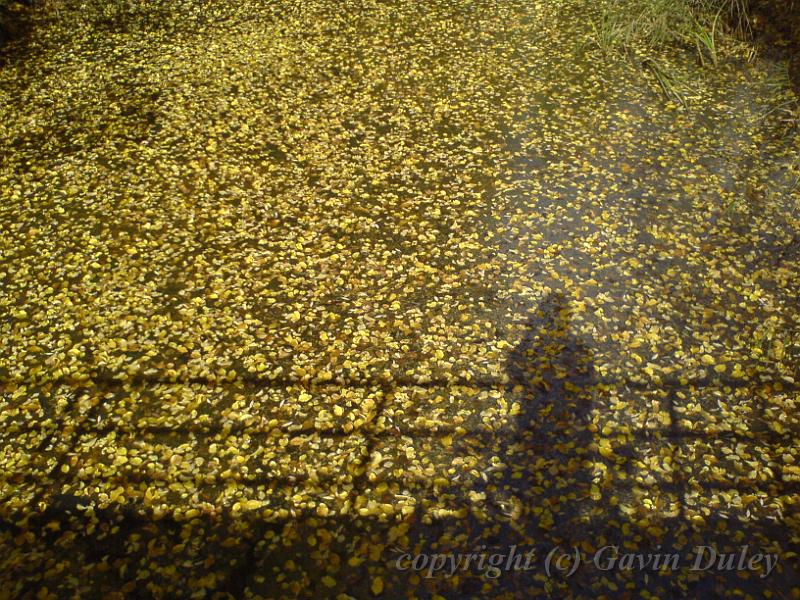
391, 290, 603, 597
0, 0, 34, 61
3, 290, 800, 598
503, 289, 596, 513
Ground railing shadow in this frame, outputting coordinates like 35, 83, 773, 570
1, 291, 799, 598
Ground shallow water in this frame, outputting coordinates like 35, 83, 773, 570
1, 0, 799, 597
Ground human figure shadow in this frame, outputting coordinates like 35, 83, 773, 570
392, 290, 601, 597
486, 290, 599, 556
505, 290, 595, 437
481, 290, 799, 597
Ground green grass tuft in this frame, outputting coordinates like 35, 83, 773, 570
591, 0, 762, 102
592, 0, 749, 56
